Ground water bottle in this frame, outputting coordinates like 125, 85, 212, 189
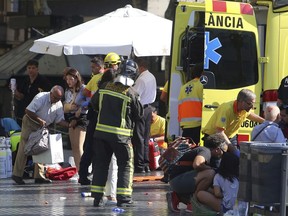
81, 192, 91, 197
238, 201, 248, 216
5, 141, 12, 178
10, 78, 16, 92
0, 144, 7, 179
112, 207, 125, 213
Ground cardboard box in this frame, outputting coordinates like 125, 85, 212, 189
33, 134, 64, 164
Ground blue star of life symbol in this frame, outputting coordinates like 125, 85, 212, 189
204, 31, 222, 69
185, 85, 193, 94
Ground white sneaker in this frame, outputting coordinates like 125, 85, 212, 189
69, 173, 79, 182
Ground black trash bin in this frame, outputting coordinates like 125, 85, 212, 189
250, 143, 288, 205
239, 141, 253, 202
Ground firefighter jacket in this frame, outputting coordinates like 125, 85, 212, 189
178, 78, 203, 129
90, 81, 143, 141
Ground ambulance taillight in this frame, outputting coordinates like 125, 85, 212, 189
262, 90, 278, 110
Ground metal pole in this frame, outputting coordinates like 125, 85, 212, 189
280, 150, 288, 216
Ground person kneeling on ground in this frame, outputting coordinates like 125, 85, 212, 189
166, 133, 228, 213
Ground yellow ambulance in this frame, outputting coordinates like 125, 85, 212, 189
166, 0, 288, 143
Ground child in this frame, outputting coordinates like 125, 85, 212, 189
196, 152, 239, 214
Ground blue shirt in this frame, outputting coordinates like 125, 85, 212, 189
251, 121, 286, 143
0, 118, 21, 133
26, 92, 65, 126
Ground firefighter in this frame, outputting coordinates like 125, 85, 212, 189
178, 63, 203, 144
103, 52, 122, 71
90, 59, 143, 207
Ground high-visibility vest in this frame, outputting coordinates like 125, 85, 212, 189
178, 78, 203, 129
10, 130, 21, 152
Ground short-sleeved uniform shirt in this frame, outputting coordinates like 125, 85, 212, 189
202, 101, 250, 138
26, 92, 65, 126
85, 73, 103, 96
169, 146, 211, 179
150, 115, 165, 137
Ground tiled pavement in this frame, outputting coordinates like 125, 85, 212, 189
0, 172, 192, 216
0, 150, 191, 216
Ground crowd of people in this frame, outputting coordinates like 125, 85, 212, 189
4, 55, 288, 213
7, 54, 157, 208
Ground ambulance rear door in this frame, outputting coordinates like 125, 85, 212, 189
201, 0, 262, 142
166, 1, 205, 139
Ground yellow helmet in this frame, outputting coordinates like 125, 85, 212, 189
104, 52, 121, 67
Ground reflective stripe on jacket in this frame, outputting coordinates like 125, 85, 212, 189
178, 78, 203, 128
91, 82, 143, 138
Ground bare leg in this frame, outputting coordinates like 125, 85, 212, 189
194, 169, 215, 194
69, 127, 86, 171
197, 190, 221, 212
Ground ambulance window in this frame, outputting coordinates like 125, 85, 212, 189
180, 28, 204, 81
205, 29, 258, 90
273, 0, 288, 9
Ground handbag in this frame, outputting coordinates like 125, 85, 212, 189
158, 137, 198, 174
24, 127, 49, 156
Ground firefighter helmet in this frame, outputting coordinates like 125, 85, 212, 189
104, 52, 121, 67
114, 59, 139, 86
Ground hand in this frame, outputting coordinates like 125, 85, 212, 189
39, 119, 46, 127
69, 119, 77, 129
75, 108, 81, 118
71, 103, 78, 111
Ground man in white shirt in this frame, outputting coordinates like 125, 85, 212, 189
12, 85, 70, 185
132, 57, 157, 173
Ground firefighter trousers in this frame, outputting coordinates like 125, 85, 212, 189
91, 136, 134, 202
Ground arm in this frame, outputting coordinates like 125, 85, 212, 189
160, 81, 168, 103
215, 129, 237, 153
56, 119, 70, 128
151, 135, 165, 142
90, 90, 100, 112
14, 89, 24, 101
247, 112, 265, 123
160, 91, 168, 104
193, 155, 212, 171
25, 109, 46, 127
82, 88, 92, 98
213, 185, 223, 198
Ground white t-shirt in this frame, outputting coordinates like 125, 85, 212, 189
132, 70, 157, 105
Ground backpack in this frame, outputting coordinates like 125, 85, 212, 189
158, 137, 198, 174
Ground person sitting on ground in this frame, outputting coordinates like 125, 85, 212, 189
150, 106, 167, 152
196, 152, 239, 214
166, 133, 228, 213
251, 105, 286, 142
